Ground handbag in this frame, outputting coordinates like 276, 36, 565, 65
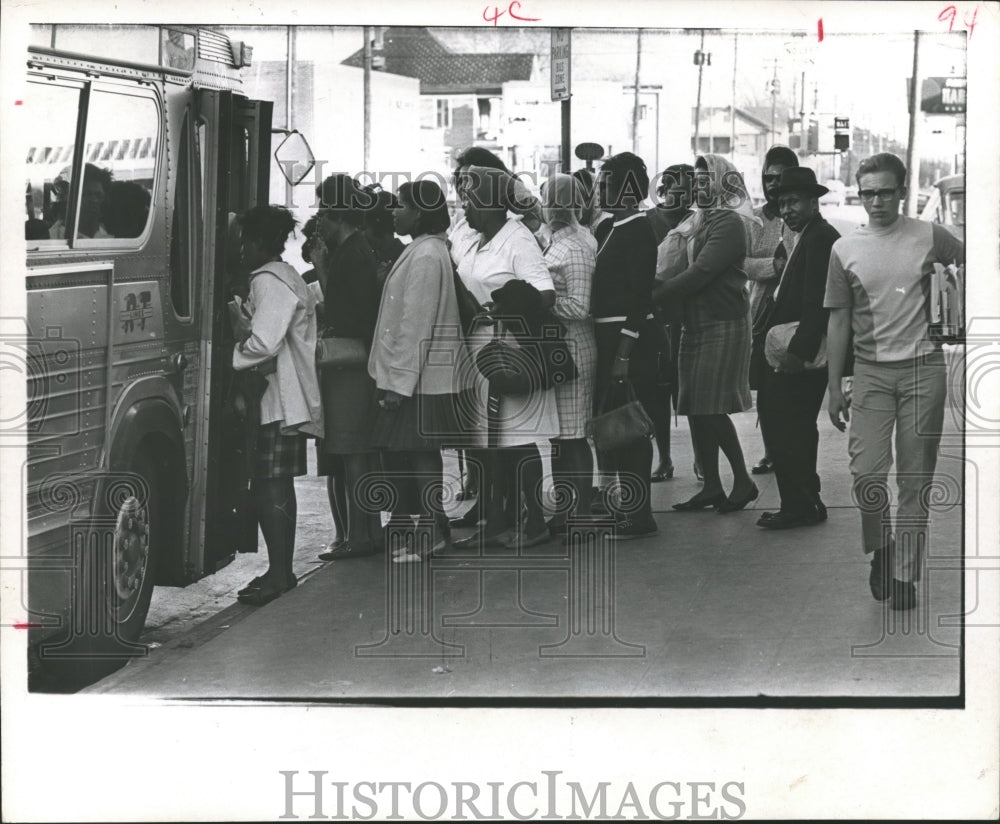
586, 381, 655, 452
764, 321, 827, 371
316, 336, 367, 369
474, 321, 578, 394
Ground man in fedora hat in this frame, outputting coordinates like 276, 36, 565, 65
755, 166, 840, 530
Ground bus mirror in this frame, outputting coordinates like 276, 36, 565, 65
274, 130, 315, 186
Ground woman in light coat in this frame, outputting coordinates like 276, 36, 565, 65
232, 205, 322, 605
369, 181, 473, 561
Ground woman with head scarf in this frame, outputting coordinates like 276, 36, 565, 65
541, 173, 598, 534
652, 154, 759, 514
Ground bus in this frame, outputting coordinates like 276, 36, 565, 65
22, 25, 300, 682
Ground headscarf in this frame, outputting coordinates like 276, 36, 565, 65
695, 154, 761, 227
542, 173, 585, 230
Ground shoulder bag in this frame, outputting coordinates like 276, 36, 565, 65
586, 380, 655, 452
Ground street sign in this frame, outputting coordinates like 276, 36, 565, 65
834, 117, 849, 130
551, 29, 571, 102
907, 77, 966, 114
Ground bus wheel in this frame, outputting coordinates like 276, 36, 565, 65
111, 446, 163, 642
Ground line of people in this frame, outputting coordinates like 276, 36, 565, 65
227, 144, 962, 614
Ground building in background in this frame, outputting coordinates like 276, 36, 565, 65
342, 27, 538, 177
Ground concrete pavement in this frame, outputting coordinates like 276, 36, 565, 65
86, 393, 965, 700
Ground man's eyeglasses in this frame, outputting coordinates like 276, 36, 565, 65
762, 174, 782, 184
859, 187, 900, 202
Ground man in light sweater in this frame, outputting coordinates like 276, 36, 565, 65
825, 153, 964, 611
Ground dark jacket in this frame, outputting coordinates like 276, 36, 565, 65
322, 232, 381, 347
766, 214, 840, 362
591, 213, 657, 336
658, 209, 749, 323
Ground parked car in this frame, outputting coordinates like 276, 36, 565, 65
920, 174, 964, 239
819, 179, 845, 207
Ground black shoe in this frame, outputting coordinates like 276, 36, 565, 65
890, 578, 916, 611
590, 488, 613, 516
318, 543, 377, 561
673, 491, 727, 511
611, 515, 659, 541
449, 509, 482, 528
716, 484, 760, 514
814, 498, 828, 521
650, 462, 674, 482
755, 511, 780, 526
757, 510, 820, 530
751, 457, 773, 475
869, 545, 893, 601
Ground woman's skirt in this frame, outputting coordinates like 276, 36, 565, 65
370, 391, 471, 452
319, 363, 376, 454
677, 314, 752, 415
554, 318, 597, 439
252, 421, 306, 479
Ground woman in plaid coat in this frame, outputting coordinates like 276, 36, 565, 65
542, 173, 598, 532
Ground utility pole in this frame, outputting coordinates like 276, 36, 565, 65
632, 29, 643, 154
693, 29, 706, 155
286, 26, 295, 131
799, 70, 806, 154
363, 26, 372, 173
904, 30, 922, 216
769, 60, 779, 144
730, 32, 738, 161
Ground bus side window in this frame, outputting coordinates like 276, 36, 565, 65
25, 80, 82, 243
170, 112, 197, 319
80, 88, 159, 242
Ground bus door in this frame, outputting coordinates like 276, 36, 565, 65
185, 89, 273, 575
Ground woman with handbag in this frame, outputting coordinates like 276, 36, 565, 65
231, 205, 323, 606
590, 152, 660, 540
652, 154, 759, 514
452, 165, 558, 549
541, 173, 598, 535
313, 174, 384, 559
367, 181, 473, 562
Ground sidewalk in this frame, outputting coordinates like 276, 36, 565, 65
86, 405, 964, 700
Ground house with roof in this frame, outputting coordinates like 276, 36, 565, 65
343, 27, 539, 173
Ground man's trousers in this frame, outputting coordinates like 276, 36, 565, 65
757, 366, 828, 517
848, 354, 948, 583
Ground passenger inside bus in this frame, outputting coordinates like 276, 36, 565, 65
47, 162, 113, 239
33, 163, 153, 241
102, 180, 151, 238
